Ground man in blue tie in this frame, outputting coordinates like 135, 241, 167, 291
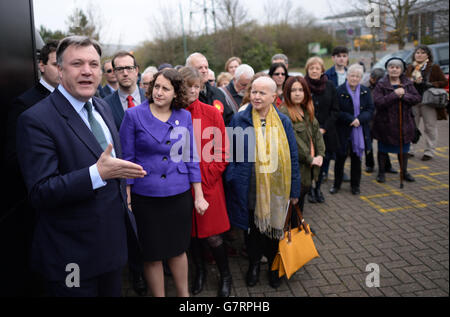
16, 36, 146, 297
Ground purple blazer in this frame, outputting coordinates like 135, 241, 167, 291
119, 100, 201, 197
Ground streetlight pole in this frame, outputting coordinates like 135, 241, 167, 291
180, 1, 188, 60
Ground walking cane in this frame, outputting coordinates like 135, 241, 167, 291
398, 96, 404, 189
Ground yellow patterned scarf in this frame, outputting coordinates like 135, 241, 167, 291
252, 105, 291, 240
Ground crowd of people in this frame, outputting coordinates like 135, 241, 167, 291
7, 35, 447, 297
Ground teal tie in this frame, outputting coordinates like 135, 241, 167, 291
84, 101, 109, 151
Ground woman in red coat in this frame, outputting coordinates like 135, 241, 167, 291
178, 66, 231, 297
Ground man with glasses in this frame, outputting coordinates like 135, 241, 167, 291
104, 51, 147, 130
101, 60, 119, 97
219, 64, 254, 114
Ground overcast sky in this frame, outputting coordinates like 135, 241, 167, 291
33, 0, 338, 46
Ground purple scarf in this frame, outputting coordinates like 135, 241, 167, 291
346, 82, 365, 160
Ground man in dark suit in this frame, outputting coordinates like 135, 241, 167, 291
4, 40, 59, 296
186, 52, 233, 126
103, 50, 147, 295
104, 51, 146, 130
16, 36, 146, 297
101, 59, 118, 97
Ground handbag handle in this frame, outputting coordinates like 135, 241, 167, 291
283, 201, 310, 242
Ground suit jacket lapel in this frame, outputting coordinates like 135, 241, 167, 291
36, 82, 51, 98
93, 97, 122, 158
113, 92, 125, 121
51, 90, 104, 158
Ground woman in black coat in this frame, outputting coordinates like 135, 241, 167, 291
330, 64, 374, 195
304, 56, 340, 203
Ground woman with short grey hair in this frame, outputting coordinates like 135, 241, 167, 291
346, 64, 364, 78
331, 64, 374, 195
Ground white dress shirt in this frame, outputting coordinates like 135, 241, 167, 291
40, 78, 56, 93
118, 86, 142, 111
58, 85, 115, 190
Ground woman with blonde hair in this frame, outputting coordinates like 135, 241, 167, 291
304, 56, 340, 203
216, 72, 233, 88
224, 57, 242, 76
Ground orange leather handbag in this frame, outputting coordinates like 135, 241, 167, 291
271, 202, 319, 279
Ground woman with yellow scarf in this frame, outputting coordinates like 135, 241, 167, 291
224, 77, 301, 289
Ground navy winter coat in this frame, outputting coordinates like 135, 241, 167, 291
335, 84, 374, 156
224, 104, 301, 231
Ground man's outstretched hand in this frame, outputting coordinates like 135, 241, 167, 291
97, 144, 147, 180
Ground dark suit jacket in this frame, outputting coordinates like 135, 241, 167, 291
104, 88, 146, 130
5, 83, 51, 207
16, 89, 130, 282
101, 85, 115, 98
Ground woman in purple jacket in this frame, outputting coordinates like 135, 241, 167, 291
372, 57, 421, 183
120, 68, 209, 297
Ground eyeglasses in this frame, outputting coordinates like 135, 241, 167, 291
105, 69, 113, 74
114, 66, 137, 73
273, 72, 286, 77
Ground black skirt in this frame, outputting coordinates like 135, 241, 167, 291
131, 190, 193, 262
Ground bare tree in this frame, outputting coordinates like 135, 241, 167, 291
327, 0, 436, 52
263, 0, 295, 25
216, 0, 248, 30
66, 2, 104, 42
147, 3, 181, 41
377, 0, 423, 49
215, 0, 249, 56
